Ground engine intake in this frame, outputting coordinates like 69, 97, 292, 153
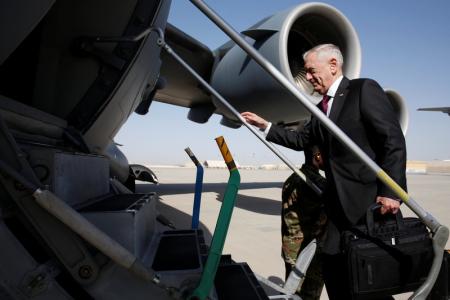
211, 3, 361, 125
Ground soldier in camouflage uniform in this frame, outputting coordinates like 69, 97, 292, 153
282, 145, 327, 300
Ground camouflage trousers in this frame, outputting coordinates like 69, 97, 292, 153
282, 172, 327, 300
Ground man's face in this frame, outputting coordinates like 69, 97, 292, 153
304, 52, 335, 95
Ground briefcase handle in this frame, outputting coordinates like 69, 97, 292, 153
366, 203, 405, 236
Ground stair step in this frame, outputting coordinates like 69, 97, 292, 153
215, 263, 269, 300
152, 229, 207, 271
80, 193, 157, 258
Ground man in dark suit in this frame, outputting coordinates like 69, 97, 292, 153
241, 44, 406, 299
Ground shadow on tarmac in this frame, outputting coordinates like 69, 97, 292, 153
216, 192, 281, 216
138, 182, 283, 216
138, 182, 282, 195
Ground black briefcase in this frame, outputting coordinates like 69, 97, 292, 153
342, 204, 434, 299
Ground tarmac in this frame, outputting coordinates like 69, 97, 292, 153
138, 167, 450, 300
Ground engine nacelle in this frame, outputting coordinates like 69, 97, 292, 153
384, 89, 409, 135
211, 2, 361, 125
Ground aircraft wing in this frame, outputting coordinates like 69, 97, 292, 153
155, 23, 217, 123
154, 4, 364, 127
418, 107, 450, 116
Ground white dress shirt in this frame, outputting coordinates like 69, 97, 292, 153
323, 75, 343, 117
263, 75, 344, 134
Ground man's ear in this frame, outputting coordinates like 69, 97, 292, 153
329, 58, 338, 75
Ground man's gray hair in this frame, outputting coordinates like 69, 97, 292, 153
303, 44, 344, 67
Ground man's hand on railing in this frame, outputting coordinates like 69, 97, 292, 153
241, 112, 269, 130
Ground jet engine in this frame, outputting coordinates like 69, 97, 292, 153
210, 2, 361, 126
385, 89, 409, 135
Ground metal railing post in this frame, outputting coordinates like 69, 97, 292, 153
185, 147, 204, 230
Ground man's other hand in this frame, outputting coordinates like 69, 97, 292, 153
241, 112, 269, 130
376, 196, 401, 214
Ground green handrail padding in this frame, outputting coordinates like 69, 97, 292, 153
189, 137, 240, 300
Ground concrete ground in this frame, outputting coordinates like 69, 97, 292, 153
138, 168, 450, 299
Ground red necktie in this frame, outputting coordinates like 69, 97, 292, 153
321, 95, 330, 114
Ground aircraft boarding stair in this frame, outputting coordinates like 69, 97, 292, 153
0, 94, 271, 299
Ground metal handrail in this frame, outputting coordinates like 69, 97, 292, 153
189, 136, 241, 300
184, 147, 204, 230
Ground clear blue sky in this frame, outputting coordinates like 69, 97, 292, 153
116, 0, 450, 166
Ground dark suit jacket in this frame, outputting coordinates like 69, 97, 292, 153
267, 77, 407, 251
